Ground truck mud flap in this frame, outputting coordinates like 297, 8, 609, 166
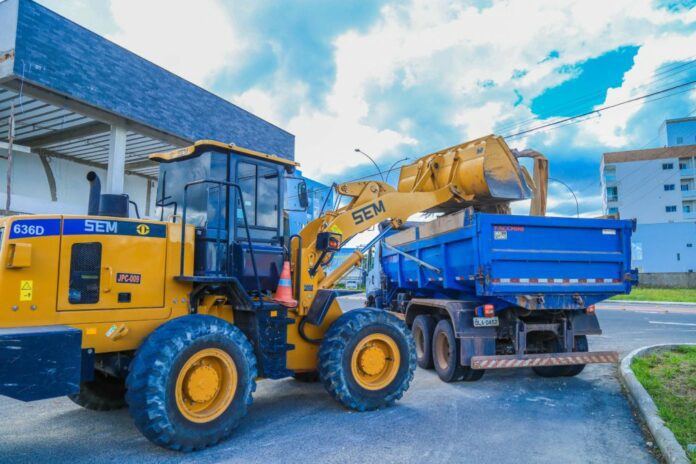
470, 351, 618, 370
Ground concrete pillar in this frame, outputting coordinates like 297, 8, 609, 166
106, 125, 127, 194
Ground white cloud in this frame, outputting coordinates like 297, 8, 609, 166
259, 0, 694, 184
575, 32, 696, 148
107, 0, 244, 86
42, 0, 696, 212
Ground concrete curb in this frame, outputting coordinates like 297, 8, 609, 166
619, 343, 696, 464
607, 300, 696, 307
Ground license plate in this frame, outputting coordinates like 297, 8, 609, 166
473, 317, 499, 327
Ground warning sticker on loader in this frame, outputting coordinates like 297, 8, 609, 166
20, 280, 33, 301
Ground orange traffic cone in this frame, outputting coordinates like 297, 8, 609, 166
273, 261, 297, 308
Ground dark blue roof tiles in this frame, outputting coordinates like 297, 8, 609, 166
12, 0, 294, 159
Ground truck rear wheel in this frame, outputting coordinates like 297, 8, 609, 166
532, 335, 588, 378
562, 335, 588, 377
126, 315, 257, 452
318, 308, 416, 412
432, 319, 484, 383
432, 319, 464, 382
68, 371, 126, 411
412, 315, 436, 369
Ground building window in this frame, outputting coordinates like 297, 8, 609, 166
665, 205, 677, 213
685, 204, 692, 213
662, 163, 674, 170
664, 184, 675, 191
687, 243, 693, 248
69, 243, 102, 304
607, 207, 619, 215
680, 162, 688, 170
603, 166, 616, 182
606, 186, 618, 202
682, 184, 690, 192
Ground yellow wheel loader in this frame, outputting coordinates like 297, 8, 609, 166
0, 135, 535, 451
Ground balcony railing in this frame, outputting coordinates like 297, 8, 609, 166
682, 189, 696, 199
681, 167, 695, 177
683, 211, 696, 220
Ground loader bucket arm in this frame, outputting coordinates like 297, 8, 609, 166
294, 135, 534, 313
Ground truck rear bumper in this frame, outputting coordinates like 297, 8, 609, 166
470, 351, 618, 370
0, 325, 82, 401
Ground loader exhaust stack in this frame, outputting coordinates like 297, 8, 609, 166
86, 171, 101, 216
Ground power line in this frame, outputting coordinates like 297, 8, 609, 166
504, 79, 696, 140
495, 56, 696, 136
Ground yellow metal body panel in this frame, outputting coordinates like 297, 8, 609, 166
149, 140, 299, 168
56, 224, 167, 311
0, 215, 196, 354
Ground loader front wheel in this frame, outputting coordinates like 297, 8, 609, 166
126, 315, 257, 452
68, 371, 126, 411
319, 308, 416, 411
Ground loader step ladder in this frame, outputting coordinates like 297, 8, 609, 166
175, 179, 264, 305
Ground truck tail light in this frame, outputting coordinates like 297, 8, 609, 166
586, 304, 596, 314
484, 304, 495, 318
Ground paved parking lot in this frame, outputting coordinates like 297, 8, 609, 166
1, 303, 695, 464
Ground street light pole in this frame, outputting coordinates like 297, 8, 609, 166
549, 177, 580, 218
354, 148, 385, 182
385, 157, 409, 185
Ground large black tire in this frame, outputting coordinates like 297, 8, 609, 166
68, 371, 126, 411
432, 319, 465, 382
412, 315, 436, 369
318, 308, 416, 412
126, 315, 257, 452
563, 335, 588, 377
532, 335, 588, 378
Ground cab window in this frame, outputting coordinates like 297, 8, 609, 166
236, 161, 280, 243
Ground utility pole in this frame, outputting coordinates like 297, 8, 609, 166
6, 103, 15, 212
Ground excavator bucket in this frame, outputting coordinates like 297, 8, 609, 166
396, 135, 534, 213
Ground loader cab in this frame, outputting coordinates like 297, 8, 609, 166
151, 141, 299, 293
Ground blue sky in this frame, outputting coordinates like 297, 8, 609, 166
39, 0, 696, 217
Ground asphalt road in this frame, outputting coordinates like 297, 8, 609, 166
1, 302, 695, 464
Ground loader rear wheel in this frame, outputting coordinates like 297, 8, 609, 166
432, 319, 464, 382
68, 371, 126, 411
318, 308, 416, 412
126, 315, 257, 452
412, 315, 436, 369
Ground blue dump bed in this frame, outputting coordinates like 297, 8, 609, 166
380, 211, 635, 310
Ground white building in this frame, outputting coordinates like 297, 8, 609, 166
601, 118, 696, 273
601, 145, 696, 223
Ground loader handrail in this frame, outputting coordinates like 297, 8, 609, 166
180, 179, 264, 302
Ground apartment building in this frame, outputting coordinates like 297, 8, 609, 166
601, 145, 696, 223
601, 118, 696, 273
